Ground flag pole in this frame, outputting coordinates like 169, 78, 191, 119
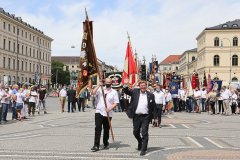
85, 8, 114, 142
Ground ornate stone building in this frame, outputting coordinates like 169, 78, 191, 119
0, 8, 53, 86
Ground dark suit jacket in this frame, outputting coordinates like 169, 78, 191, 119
67, 89, 77, 102
123, 87, 156, 120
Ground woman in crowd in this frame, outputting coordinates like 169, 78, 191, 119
15, 88, 25, 121
207, 89, 217, 115
231, 90, 238, 115
165, 88, 172, 114
28, 87, 38, 116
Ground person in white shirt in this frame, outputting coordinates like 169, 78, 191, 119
178, 87, 186, 111
231, 90, 238, 114
0, 84, 11, 123
221, 86, 232, 115
165, 89, 172, 114
200, 87, 207, 112
91, 78, 119, 152
28, 87, 38, 116
21, 84, 30, 119
59, 86, 67, 112
193, 87, 201, 112
153, 84, 165, 128
16, 88, 25, 121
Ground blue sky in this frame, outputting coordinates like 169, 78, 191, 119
1, 0, 240, 69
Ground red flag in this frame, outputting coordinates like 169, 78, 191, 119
122, 41, 137, 84
203, 71, 207, 87
207, 74, 212, 93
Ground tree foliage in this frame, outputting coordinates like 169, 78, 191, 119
51, 60, 70, 86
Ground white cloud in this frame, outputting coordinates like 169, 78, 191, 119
5, 0, 240, 70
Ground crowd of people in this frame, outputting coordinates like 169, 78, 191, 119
0, 83, 48, 124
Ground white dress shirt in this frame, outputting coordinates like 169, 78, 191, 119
178, 89, 186, 100
201, 90, 207, 98
96, 88, 119, 117
222, 89, 232, 100
194, 90, 201, 99
135, 91, 148, 114
59, 89, 67, 97
154, 91, 165, 105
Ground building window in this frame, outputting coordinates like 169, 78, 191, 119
30, 63, 32, 72
22, 30, 23, 37
3, 57, 6, 68
25, 62, 27, 71
213, 55, 220, 66
33, 49, 35, 58
214, 37, 219, 46
192, 56, 196, 61
17, 28, 19, 35
17, 60, 19, 70
233, 37, 238, 46
13, 42, 16, 52
3, 22, 6, 29
21, 61, 24, 71
22, 45, 24, 54
163, 67, 167, 70
232, 55, 238, 66
17, 44, 20, 53
30, 48, 32, 57
13, 59, 15, 70
3, 39, 6, 49
26, 46, 27, 55
13, 26, 15, 33
8, 24, 10, 32
25, 32, 27, 39
176, 67, 178, 70
33, 64, 35, 72
8, 41, 11, 51
33, 36, 35, 42
8, 58, 11, 69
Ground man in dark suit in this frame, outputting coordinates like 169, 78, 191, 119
123, 79, 156, 156
67, 86, 77, 112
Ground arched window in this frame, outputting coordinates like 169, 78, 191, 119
214, 37, 219, 46
232, 77, 238, 82
192, 56, 196, 61
233, 37, 238, 46
213, 55, 220, 66
232, 55, 238, 66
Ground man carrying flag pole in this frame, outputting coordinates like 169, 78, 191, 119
76, 9, 118, 152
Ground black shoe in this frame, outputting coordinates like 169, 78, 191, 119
140, 151, 146, 156
137, 143, 142, 151
91, 146, 99, 152
103, 145, 109, 150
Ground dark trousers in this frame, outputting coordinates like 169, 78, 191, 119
77, 98, 85, 111
218, 100, 224, 113
201, 98, 206, 112
12, 102, 17, 119
94, 113, 111, 147
210, 101, 215, 114
68, 101, 76, 112
173, 98, 179, 112
155, 104, 162, 125
179, 100, 185, 111
231, 102, 237, 114
28, 102, 36, 115
133, 114, 150, 151
2, 103, 9, 121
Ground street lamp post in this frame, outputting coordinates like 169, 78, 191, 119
221, 38, 232, 84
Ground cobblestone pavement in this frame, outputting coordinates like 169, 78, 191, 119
0, 97, 239, 159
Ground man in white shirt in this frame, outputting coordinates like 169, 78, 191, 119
221, 86, 232, 115
123, 79, 156, 156
91, 78, 119, 152
0, 83, 11, 123
200, 87, 207, 112
178, 87, 186, 111
59, 86, 67, 112
153, 84, 165, 128
193, 87, 201, 112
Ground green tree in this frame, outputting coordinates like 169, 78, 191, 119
51, 60, 70, 87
